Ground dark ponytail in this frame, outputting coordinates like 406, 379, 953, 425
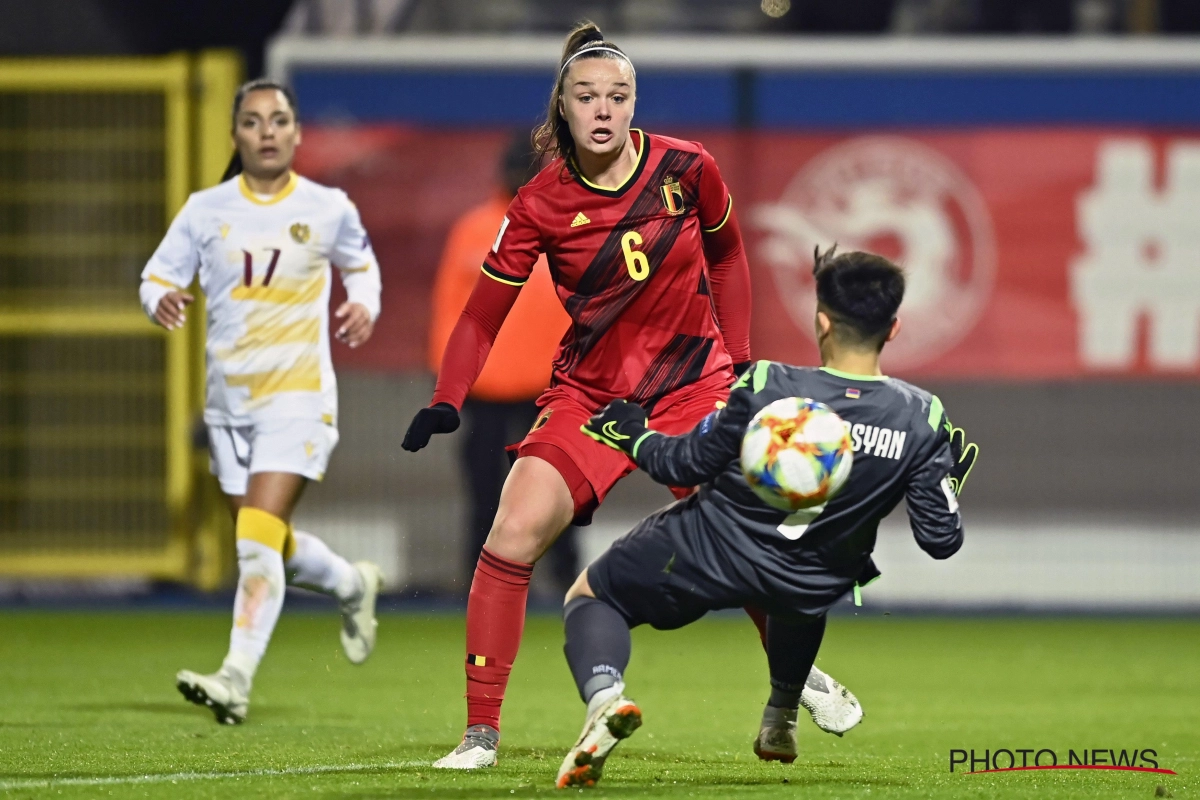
222, 78, 300, 182
532, 21, 633, 162
220, 152, 243, 183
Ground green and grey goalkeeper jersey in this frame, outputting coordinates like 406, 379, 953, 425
631, 360, 963, 603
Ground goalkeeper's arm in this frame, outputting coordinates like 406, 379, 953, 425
904, 439, 964, 560
581, 388, 752, 488
904, 418, 976, 560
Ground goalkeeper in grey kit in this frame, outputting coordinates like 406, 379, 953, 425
554, 248, 979, 789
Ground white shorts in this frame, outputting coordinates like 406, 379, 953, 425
208, 419, 339, 496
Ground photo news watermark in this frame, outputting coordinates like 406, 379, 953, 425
950, 748, 1176, 775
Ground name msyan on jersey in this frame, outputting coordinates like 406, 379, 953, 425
848, 423, 907, 460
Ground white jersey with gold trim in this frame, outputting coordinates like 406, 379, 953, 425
139, 172, 382, 427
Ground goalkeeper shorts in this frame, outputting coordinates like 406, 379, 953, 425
587, 500, 848, 630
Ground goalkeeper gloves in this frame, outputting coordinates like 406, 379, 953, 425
401, 402, 460, 452
946, 423, 978, 496
581, 400, 650, 457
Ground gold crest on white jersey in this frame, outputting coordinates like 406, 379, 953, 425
139, 172, 381, 428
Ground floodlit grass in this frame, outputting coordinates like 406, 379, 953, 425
0, 610, 1194, 798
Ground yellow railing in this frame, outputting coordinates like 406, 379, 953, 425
0, 51, 241, 587
191, 50, 243, 590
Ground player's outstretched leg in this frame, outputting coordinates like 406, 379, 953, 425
556, 595, 641, 789
285, 530, 382, 664
177, 508, 288, 724
745, 606, 864, 738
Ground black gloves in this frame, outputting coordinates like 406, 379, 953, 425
732, 361, 752, 379
401, 402, 460, 452
946, 423, 979, 496
580, 399, 650, 457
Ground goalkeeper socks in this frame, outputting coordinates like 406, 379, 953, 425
563, 595, 631, 703
222, 512, 288, 690
285, 530, 362, 602
768, 683, 802, 710
765, 613, 827, 710
464, 546, 534, 732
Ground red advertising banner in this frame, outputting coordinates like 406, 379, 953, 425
298, 127, 1200, 379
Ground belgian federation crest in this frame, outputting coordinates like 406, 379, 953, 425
289, 222, 311, 244
660, 176, 685, 216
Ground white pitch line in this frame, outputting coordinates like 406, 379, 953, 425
0, 760, 430, 791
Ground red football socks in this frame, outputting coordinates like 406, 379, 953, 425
464, 546, 535, 732
744, 605, 768, 649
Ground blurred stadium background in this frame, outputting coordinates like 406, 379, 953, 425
2, 0, 1199, 612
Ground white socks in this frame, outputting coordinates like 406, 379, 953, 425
220, 530, 362, 694
285, 530, 363, 602
222, 538, 286, 692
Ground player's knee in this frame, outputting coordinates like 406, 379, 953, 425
486, 505, 566, 563
564, 569, 594, 604
224, 494, 244, 521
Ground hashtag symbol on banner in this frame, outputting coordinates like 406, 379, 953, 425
1071, 139, 1200, 370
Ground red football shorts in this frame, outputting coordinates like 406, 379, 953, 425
511, 379, 730, 525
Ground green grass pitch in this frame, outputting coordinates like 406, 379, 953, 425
0, 610, 1195, 799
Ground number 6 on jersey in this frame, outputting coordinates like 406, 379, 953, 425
621, 230, 649, 281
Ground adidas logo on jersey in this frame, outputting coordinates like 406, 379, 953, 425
570, 212, 591, 227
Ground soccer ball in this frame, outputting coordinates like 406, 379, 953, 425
740, 397, 853, 512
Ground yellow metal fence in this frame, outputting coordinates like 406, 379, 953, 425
0, 52, 240, 587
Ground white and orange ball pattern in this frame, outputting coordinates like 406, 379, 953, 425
740, 397, 853, 512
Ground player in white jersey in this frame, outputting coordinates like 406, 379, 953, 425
139, 79, 384, 724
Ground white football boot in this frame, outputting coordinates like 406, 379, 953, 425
339, 561, 383, 665
175, 669, 248, 725
801, 666, 863, 736
433, 724, 500, 769
555, 683, 643, 789
754, 704, 798, 763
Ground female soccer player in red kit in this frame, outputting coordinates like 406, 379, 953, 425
402, 23, 752, 768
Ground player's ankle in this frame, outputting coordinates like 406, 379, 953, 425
464, 723, 500, 744
585, 681, 624, 716
218, 659, 253, 695
337, 564, 364, 603
768, 682, 802, 710
582, 674, 620, 704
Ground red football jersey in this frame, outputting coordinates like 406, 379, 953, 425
483, 130, 741, 410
